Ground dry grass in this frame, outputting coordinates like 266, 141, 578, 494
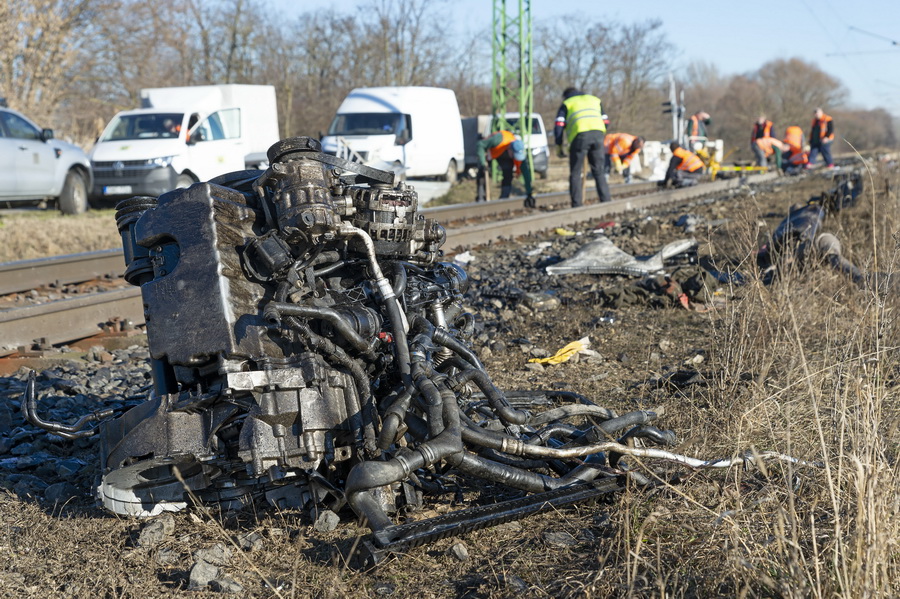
2, 166, 900, 597
0, 208, 121, 262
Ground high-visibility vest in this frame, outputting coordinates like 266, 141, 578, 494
787, 150, 809, 166
604, 133, 639, 164
673, 146, 703, 172
752, 120, 772, 142
687, 115, 706, 139
488, 130, 517, 160
783, 126, 803, 152
562, 94, 606, 144
811, 113, 834, 143
755, 136, 780, 157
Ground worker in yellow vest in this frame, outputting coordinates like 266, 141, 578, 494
553, 87, 611, 207
660, 141, 704, 188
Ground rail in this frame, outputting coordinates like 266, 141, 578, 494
0, 172, 777, 355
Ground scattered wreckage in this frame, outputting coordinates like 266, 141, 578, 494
547, 171, 877, 308
24, 139, 821, 566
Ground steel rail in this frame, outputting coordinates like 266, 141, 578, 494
444, 173, 777, 249
0, 173, 776, 355
0, 178, 742, 295
0, 287, 144, 355
0, 249, 127, 296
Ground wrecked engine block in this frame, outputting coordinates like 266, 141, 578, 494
31, 137, 681, 564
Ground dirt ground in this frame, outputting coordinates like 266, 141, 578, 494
2, 162, 900, 598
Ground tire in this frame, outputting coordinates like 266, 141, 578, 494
175, 174, 195, 189
58, 170, 88, 215
441, 159, 458, 184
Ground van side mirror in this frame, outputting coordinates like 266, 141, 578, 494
395, 130, 411, 146
41, 128, 54, 141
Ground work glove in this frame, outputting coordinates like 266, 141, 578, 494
613, 157, 624, 174
556, 145, 566, 159
524, 194, 536, 209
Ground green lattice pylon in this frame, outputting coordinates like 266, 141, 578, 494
491, 0, 533, 179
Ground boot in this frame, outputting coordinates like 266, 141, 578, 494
499, 185, 512, 199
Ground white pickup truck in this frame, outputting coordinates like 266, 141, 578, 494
0, 106, 93, 214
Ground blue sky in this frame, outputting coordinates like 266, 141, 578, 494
275, 0, 900, 114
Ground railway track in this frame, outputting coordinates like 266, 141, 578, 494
0, 173, 777, 356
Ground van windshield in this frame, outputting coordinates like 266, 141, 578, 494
100, 113, 184, 141
494, 116, 543, 135
328, 112, 408, 136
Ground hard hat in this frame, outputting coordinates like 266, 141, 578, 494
511, 139, 526, 161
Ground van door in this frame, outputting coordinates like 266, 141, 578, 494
186, 108, 244, 180
1, 111, 56, 196
0, 117, 17, 197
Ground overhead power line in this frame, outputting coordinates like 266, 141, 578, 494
848, 26, 899, 46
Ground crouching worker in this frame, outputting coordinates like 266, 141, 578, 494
476, 130, 534, 205
753, 136, 786, 170
659, 141, 703, 188
782, 125, 809, 175
604, 133, 644, 183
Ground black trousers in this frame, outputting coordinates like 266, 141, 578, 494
569, 130, 611, 207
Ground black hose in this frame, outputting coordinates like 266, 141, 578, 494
392, 261, 408, 297
447, 368, 527, 425
266, 302, 376, 359
346, 380, 463, 534
525, 423, 583, 445
527, 404, 616, 426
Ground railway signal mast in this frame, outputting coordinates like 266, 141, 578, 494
492, 0, 533, 175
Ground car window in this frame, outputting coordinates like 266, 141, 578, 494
1, 111, 41, 140
192, 109, 239, 142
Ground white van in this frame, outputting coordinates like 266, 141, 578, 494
90, 84, 279, 201
321, 87, 464, 183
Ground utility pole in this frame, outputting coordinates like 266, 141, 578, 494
492, 0, 533, 174
662, 73, 685, 144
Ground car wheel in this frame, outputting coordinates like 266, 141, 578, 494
441, 159, 458, 184
58, 170, 88, 215
175, 174, 195, 189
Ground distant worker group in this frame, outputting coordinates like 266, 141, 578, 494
480, 82, 839, 206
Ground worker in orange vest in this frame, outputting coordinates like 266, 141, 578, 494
685, 111, 711, 148
750, 115, 776, 165
753, 136, 786, 170
660, 141, 704, 188
475, 130, 533, 203
604, 133, 644, 184
782, 125, 809, 174
808, 108, 835, 169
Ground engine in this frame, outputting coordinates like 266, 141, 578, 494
58, 137, 678, 562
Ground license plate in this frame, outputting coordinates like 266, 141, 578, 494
104, 185, 132, 195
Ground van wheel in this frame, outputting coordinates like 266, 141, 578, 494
175, 174, 195, 189
58, 170, 88, 215
441, 160, 458, 184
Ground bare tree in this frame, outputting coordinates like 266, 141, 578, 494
534, 17, 673, 139
0, 0, 101, 129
